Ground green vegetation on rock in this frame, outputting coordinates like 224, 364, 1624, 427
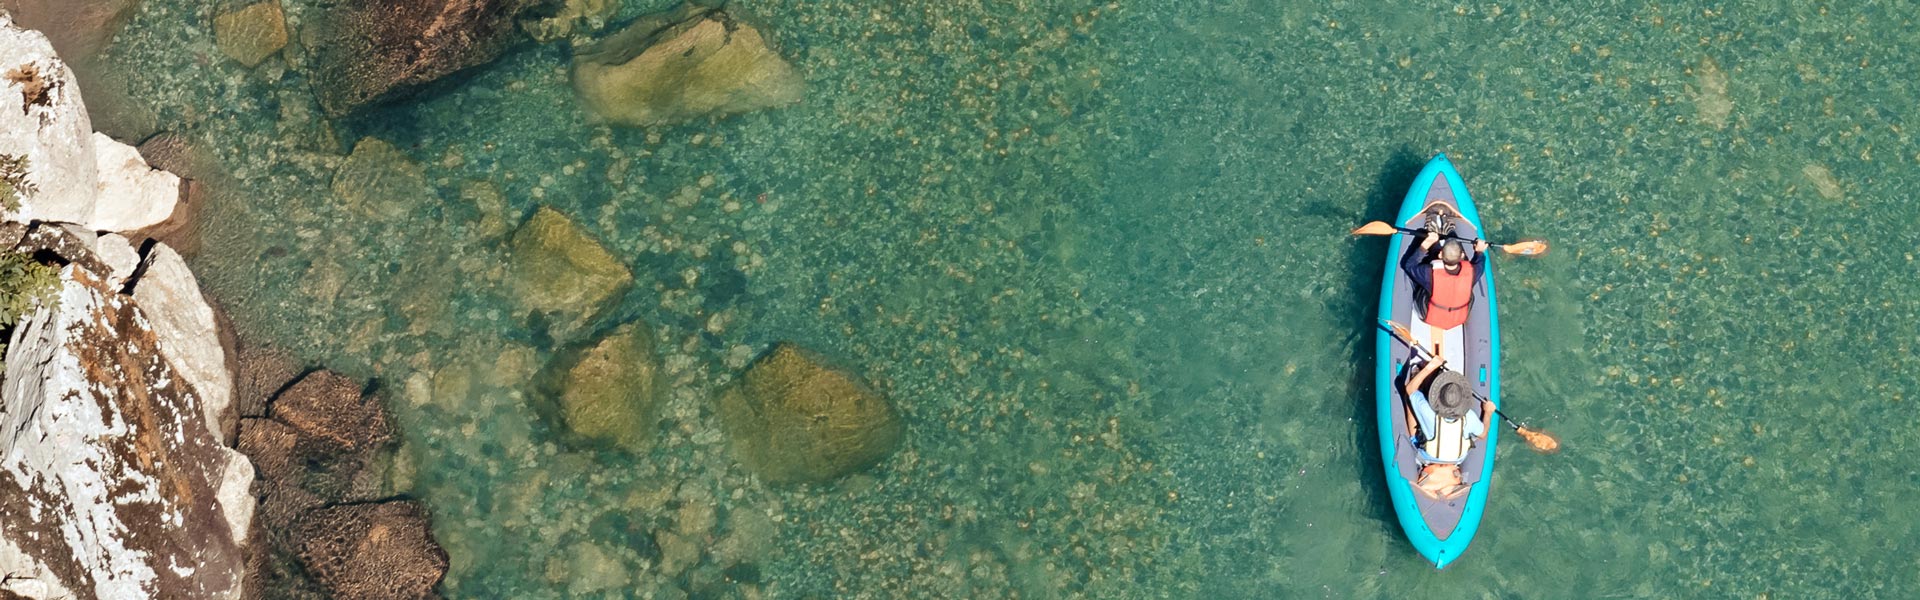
0, 251, 60, 370
0, 154, 34, 214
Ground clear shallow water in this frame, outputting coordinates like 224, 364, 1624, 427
87, 0, 1920, 597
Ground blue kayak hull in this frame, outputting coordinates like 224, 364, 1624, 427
1374, 154, 1501, 569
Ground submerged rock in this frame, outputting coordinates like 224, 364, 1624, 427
520, 0, 620, 43
272, 370, 394, 456
0, 267, 252, 599
306, 0, 540, 116
214, 1, 290, 68
0, 0, 140, 67
332, 137, 431, 219
572, 4, 803, 127
295, 501, 449, 599
506, 206, 631, 340
555, 321, 662, 453
717, 343, 903, 484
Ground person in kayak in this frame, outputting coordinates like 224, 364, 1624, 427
1402, 230, 1490, 333
1402, 348, 1493, 500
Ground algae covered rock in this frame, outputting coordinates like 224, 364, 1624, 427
213, 1, 290, 68
572, 4, 803, 127
717, 343, 903, 484
507, 206, 631, 339
556, 322, 662, 452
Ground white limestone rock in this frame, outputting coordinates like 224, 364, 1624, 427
0, 14, 97, 225
93, 232, 141, 289
89, 132, 179, 232
0, 267, 250, 599
131, 243, 236, 445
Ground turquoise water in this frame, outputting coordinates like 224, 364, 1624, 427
86, 0, 1920, 597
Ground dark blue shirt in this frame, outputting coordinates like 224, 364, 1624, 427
1401, 240, 1487, 295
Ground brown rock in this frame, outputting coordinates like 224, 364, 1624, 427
295, 501, 449, 599
271, 370, 393, 455
306, 0, 539, 116
716, 343, 903, 484
236, 340, 303, 418
10, 221, 111, 277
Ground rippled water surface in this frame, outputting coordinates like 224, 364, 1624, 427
86, 0, 1920, 597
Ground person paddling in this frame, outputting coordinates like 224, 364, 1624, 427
1401, 345, 1494, 500
1401, 226, 1489, 337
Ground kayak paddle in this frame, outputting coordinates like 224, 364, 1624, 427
1350, 221, 1550, 257
1377, 319, 1562, 454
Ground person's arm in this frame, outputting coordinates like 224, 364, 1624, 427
1479, 398, 1494, 437
1469, 240, 1489, 287
1403, 355, 1446, 398
1401, 233, 1437, 290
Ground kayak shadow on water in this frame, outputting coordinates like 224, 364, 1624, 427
1341, 147, 1427, 536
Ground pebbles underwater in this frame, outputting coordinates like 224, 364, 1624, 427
71, 0, 1920, 597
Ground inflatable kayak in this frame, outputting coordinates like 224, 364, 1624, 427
1374, 153, 1501, 568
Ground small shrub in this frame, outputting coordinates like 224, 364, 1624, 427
0, 251, 60, 371
0, 153, 35, 214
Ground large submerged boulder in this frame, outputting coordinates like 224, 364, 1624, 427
0, 266, 253, 599
572, 4, 803, 127
306, 0, 540, 116
716, 343, 903, 484
555, 321, 662, 453
506, 206, 631, 341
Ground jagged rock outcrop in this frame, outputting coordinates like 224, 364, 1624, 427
305, 0, 540, 116
2, 16, 179, 232
572, 4, 803, 127
132, 242, 235, 445
0, 265, 252, 599
1, 14, 97, 224
716, 343, 904, 484
1, 17, 255, 598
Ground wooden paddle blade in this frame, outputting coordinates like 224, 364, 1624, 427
1498, 239, 1550, 257
1377, 319, 1417, 345
1515, 427, 1561, 454
1351, 221, 1400, 236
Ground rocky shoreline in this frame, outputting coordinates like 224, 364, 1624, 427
1, 14, 451, 598
2, 2, 915, 597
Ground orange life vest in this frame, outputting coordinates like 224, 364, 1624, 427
1425, 260, 1474, 329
